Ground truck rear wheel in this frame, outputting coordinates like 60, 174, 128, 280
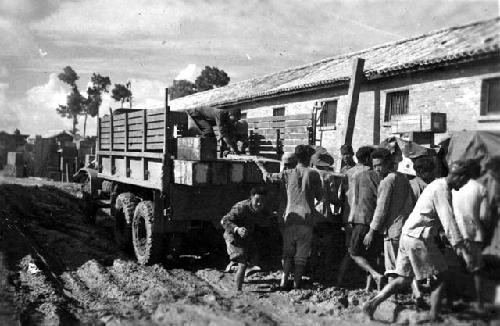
132, 201, 163, 265
114, 192, 140, 251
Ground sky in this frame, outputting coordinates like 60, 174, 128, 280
0, 0, 498, 137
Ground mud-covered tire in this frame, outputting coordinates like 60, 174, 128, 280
132, 201, 163, 265
114, 193, 140, 251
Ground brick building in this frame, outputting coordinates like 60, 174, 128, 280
170, 18, 500, 167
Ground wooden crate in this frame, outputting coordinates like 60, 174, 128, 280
177, 137, 217, 161
210, 161, 228, 185
173, 160, 210, 185
391, 112, 447, 134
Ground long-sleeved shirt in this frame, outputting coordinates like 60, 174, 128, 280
452, 179, 490, 242
220, 199, 268, 235
340, 164, 371, 223
349, 170, 380, 225
402, 178, 463, 246
410, 176, 428, 201
264, 165, 323, 227
370, 171, 415, 239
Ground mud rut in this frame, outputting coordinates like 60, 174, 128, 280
0, 176, 498, 325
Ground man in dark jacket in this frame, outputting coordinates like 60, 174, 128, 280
221, 186, 268, 291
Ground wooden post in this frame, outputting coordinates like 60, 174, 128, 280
343, 58, 365, 145
162, 88, 172, 219
142, 110, 147, 181
109, 107, 114, 152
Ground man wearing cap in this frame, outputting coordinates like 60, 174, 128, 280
364, 148, 414, 286
310, 147, 341, 281
364, 160, 469, 322
186, 106, 245, 153
257, 145, 323, 289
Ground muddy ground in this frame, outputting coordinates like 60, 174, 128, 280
0, 175, 499, 325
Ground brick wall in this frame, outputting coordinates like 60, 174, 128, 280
232, 60, 500, 170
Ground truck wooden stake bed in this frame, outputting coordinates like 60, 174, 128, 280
78, 89, 280, 265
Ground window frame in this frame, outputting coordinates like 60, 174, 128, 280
480, 77, 500, 116
272, 107, 285, 117
319, 99, 338, 129
384, 89, 409, 122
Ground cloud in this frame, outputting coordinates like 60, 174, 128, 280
174, 64, 200, 83
0, 0, 59, 21
0, 65, 7, 78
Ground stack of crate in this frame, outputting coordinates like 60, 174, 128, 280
173, 137, 279, 186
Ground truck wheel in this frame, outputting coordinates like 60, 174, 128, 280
132, 201, 163, 265
114, 192, 140, 251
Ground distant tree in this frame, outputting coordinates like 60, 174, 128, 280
84, 73, 111, 138
169, 79, 197, 100
56, 88, 85, 135
57, 66, 84, 135
111, 83, 132, 108
195, 66, 230, 92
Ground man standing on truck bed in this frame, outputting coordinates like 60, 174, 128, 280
186, 106, 247, 154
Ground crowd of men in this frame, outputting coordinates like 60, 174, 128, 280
217, 136, 498, 320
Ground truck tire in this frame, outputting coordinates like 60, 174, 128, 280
132, 201, 163, 265
114, 192, 140, 251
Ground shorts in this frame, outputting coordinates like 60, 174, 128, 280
348, 223, 383, 260
457, 241, 484, 273
282, 224, 313, 266
384, 237, 399, 275
223, 231, 252, 264
395, 234, 448, 281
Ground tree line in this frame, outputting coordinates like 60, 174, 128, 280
57, 65, 230, 137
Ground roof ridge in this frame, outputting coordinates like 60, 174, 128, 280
172, 16, 500, 105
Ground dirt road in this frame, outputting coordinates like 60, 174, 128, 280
0, 175, 498, 325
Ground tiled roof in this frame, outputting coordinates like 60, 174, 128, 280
170, 17, 500, 111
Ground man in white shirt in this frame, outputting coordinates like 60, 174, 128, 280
452, 160, 490, 311
363, 160, 470, 322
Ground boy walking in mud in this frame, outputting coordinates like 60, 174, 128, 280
363, 161, 470, 322
221, 187, 268, 291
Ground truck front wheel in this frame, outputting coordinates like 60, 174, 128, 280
132, 200, 163, 265
114, 192, 140, 251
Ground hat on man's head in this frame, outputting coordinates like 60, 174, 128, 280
311, 147, 334, 167
340, 144, 354, 155
449, 159, 476, 176
282, 152, 297, 165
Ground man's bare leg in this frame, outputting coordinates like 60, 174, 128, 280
363, 276, 412, 319
235, 263, 247, 291
473, 271, 483, 312
350, 254, 383, 289
280, 259, 292, 289
429, 275, 446, 321
294, 264, 305, 289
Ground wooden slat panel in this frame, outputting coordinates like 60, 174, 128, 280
146, 135, 164, 143
283, 133, 309, 140
112, 126, 126, 132
283, 139, 309, 146
146, 114, 165, 123
148, 108, 164, 116
148, 121, 164, 130
128, 124, 143, 131
113, 144, 126, 149
129, 130, 144, 137
128, 111, 145, 118
146, 143, 165, 150
148, 128, 164, 136
113, 119, 125, 127
128, 143, 143, 150
113, 132, 125, 138
100, 133, 111, 139
285, 120, 310, 127
128, 116, 142, 124
284, 126, 309, 133
101, 116, 110, 123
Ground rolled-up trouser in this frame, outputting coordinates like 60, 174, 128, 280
384, 237, 399, 276
281, 224, 313, 266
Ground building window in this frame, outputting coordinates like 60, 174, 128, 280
320, 100, 337, 127
273, 107, 285, 116
481, 78, 500, 115
384, 90, 409, 122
